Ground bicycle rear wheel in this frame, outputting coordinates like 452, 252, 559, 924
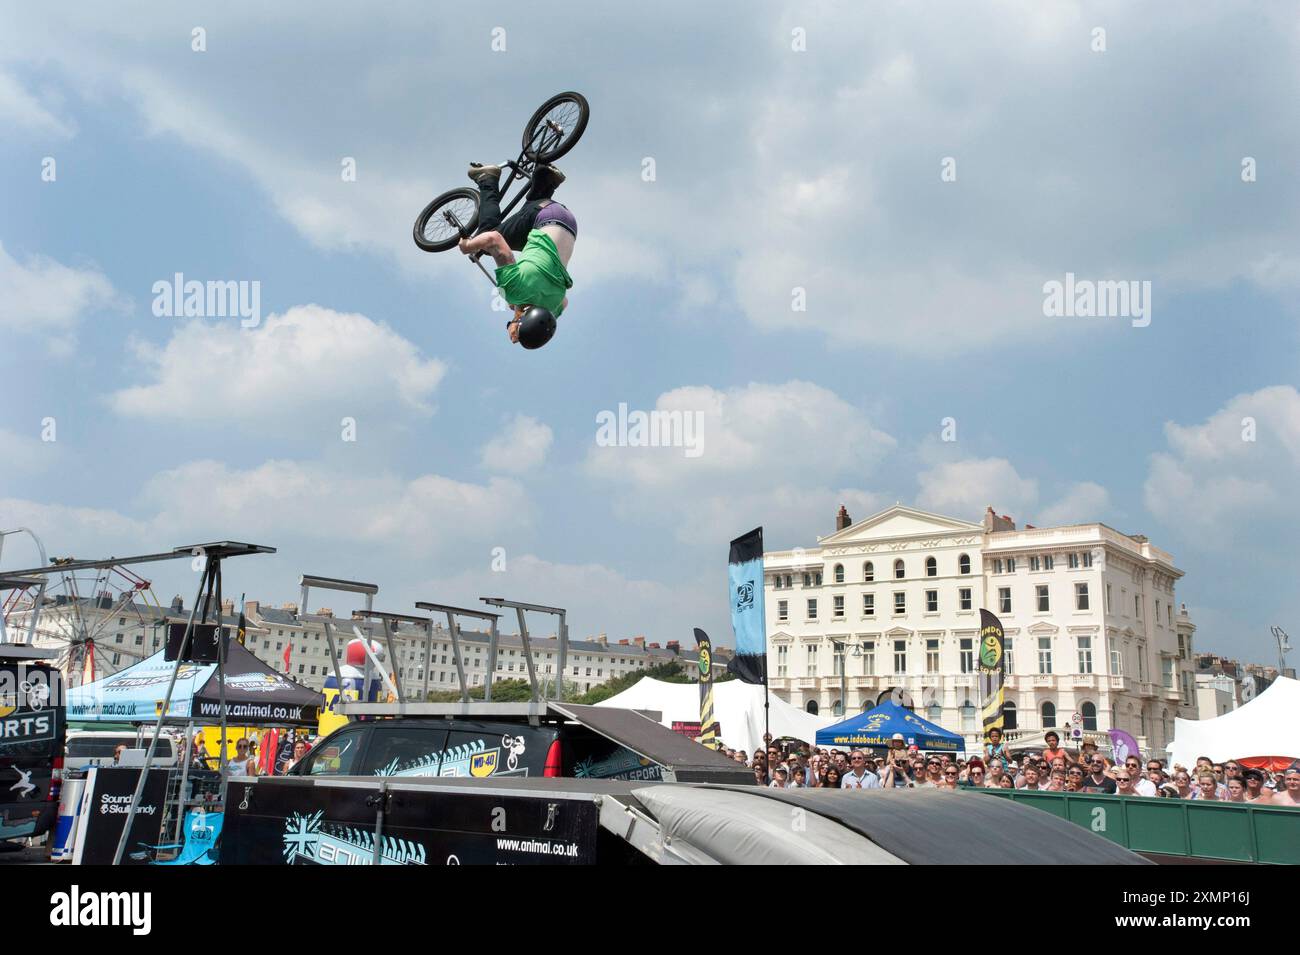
521, 91, 589, 164
412, 187, 480, 253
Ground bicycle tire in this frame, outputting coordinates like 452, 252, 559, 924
521, 91, 590, 163
412, 187, 481, 253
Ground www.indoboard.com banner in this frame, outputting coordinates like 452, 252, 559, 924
977, 609, 1006, 744
726, 528, 767, 685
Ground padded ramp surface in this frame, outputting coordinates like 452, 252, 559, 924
706, 787, 1150, 865
550, 702, 751, 780
633, 786, 904, 865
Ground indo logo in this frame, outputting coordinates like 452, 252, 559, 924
50, 885, 152, 936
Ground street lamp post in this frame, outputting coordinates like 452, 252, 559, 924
1271, 626, 1292, 677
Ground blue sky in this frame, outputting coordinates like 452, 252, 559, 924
2, 1, 1298, 665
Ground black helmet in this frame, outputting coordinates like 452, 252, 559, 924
516, 306, 557, 349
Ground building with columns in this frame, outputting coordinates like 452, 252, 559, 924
764, 504, 1198, 755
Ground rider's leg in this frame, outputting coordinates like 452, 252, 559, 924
472, 173, 507, 235
526, 164, 565, 200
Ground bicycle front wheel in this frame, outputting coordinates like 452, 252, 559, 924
521, 91, 589, 164
412, 187, 480, 253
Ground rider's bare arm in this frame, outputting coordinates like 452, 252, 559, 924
459, 231, 515, 267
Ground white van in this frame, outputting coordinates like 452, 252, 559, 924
64, 730, 179, 771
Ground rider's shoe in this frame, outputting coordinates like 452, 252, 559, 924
526, 164, 565, 199
468, 162, 502, 183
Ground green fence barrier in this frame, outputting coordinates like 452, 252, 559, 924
975, 789, 1300, 864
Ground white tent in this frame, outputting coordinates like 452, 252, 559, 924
1167, 675, 1300, 767
596, 677, 835, 755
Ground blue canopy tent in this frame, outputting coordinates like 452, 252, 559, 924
816, 700, 965, 752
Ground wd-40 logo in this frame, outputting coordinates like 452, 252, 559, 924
735, 580, 755, 610
470, 751, 498, 777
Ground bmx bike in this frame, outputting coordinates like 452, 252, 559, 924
412, 91, 590, 254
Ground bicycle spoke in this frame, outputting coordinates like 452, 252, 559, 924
424, 198, 477, 242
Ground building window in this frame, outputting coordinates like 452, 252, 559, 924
776, 645, 788, 677
1036, 585, 1050, 612
1077, 635, 1093, 674
959, 553, 971, 575
925, 590, 938, 613
832, 647, 844, 676
994, 559, 1004, 574
807, 599, 818, 620
1044, 555, 1054, 570
806, 700, 819, 715
1030, 556, 1041, 572
834, 563, 844, 584
893, 640, 907, 674
925, 556, 937, 577
1068, 553, 1080, 569
1137, 649, 1146, 683
893, 592, 906, 614
778, 600, 788, 622
1037, 636, 1053, 674
926, 639, 940, 673
1075, 583, 1090, 610
1003, 700, 1018, 730
1161, 657, 1174, 690
1041, 701, 1056, 729
960, 637, 974, 673
807, 644, 818, 677
894, 559, 905, 580
959, 587, 972, 611
833, 595, 845, 618
861, 641, 876, 676
1105, 584, 1112, 613
803, 573, 811, 587
960, 701, 977, 732
1135, 595, 1142, 619
863, 594, 875, 616
999, 587, 1011, 614
926, 702, 943, 724
1082, 551, 1093, 568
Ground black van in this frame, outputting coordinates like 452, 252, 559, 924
0, 646, 66, 844
291, 705, 752, 785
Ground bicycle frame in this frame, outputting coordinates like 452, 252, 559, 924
487, 116, 569, 222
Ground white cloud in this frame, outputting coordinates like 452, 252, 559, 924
586, 380, 895, 543
480, 415, 553, 474
0, 428, 57, 475
916, 456, 1111, 528
0, 241, 123, 350
109, 304, 446, 426
139, 459, 526, 555
0, 71, 74, 137
1145, 386, 1300, 535
916, 457, 1038, 522
1037, 481, 1111, 527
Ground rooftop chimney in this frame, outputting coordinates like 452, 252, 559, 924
316, 608, 334, 618
835, 504, 851, 531
618, 638, 629, 645
983, 506, 1016, 533
648, 642, 661, 649
244, 600, 260, 616
666, 640, 680, 654
221, 599, 235, 614
281, 602, 299, 614
633, 636, 646, 649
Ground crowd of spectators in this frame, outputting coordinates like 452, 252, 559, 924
718, 728, 1300, 805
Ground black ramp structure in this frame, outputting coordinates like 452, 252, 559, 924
694, 786, 1150, 866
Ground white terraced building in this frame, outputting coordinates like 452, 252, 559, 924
5, 595, 725, 695
765, 504, 1198, 755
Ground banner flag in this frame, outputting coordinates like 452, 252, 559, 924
726, 528, 767, 685
237, 610, 247, 647
977, 609, 1006, 743
1108, 728, 1142, 763
693, 628, 720, 749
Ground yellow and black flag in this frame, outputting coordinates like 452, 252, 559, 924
977, 609, 1006, 743
693, 628, 720, 749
